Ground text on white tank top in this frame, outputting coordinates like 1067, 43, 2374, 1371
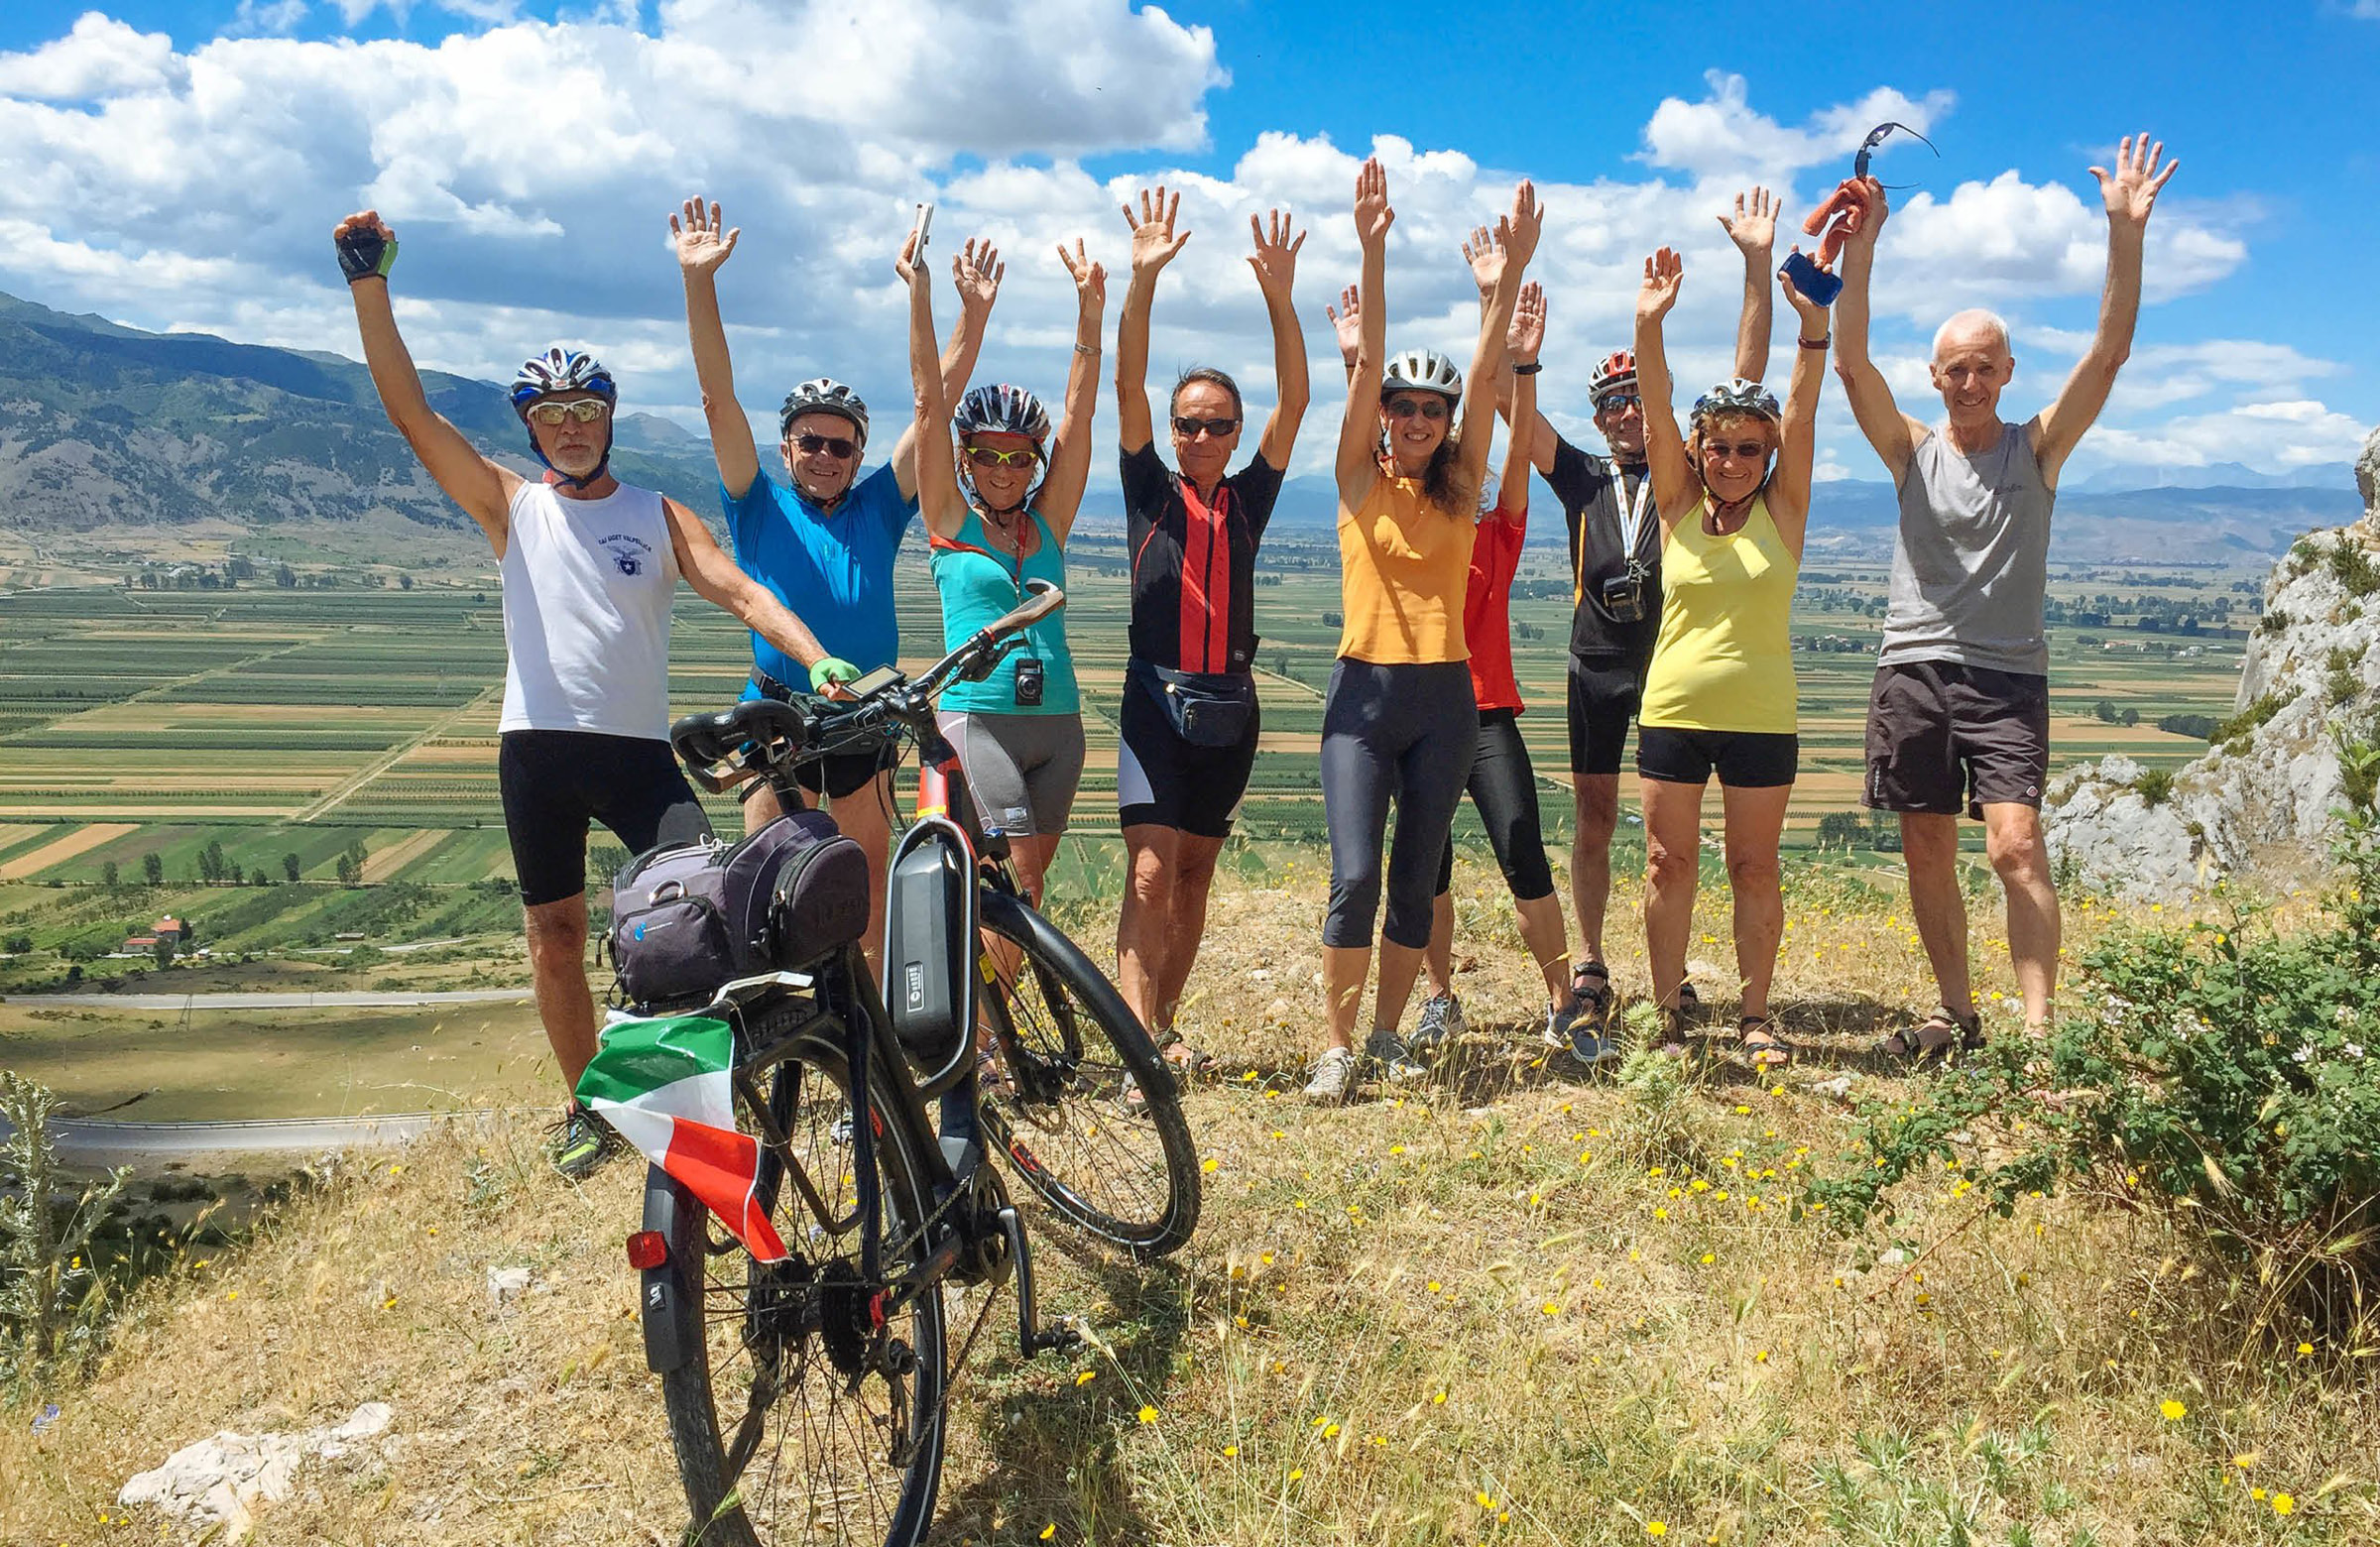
498, 479, 678, 740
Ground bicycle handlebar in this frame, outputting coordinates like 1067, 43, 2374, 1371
669, 580, 1066, 792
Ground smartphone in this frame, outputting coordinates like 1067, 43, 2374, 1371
1782, 248, 1843, 307
909, 201, 934, 258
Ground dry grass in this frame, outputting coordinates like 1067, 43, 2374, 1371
4, 865, 2374, 1544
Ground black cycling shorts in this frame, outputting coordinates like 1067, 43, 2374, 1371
1116, 661, 1259, 838
498, 729, 711, 907
1637, 726, 1799, 789
1567, 655, 1646, 778
1433, 708, 1557, 902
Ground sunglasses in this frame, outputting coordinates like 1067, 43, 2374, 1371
525, 399, 610, 425
964, 444, 1041, 469
1703, 440, 1770, 461
1596, 394, 1643, 413
1383, 398, 1450, 421
792, 432, 860, 459
1173, 415, 1242, 439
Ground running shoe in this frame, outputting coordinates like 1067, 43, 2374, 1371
549, 1105, 619, 1181
1302, 1046, 1359, 1106
1363, 1026, 1429, 1082
1408, 992, 1465, 1057
1562, 1007, 1623, 1067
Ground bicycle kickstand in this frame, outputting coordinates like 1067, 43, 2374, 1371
1000, 1204, 1082, 1358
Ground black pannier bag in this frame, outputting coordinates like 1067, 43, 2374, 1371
610, 810, 868, 1008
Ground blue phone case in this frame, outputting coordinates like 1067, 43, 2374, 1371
1783, 250, 1843, 307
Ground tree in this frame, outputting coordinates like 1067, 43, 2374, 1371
2120, 706, 2141, 728
1816, 811, 1866, 850
152, 935, 174, 968
334, 853, 358, 886
2092, 699, 2119, 724
141, 852, 163, 887
283, 852, 301, 884
100, 861, 118, 891
198, 841, 225, 884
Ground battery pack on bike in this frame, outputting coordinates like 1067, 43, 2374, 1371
884, 816, 978, 1097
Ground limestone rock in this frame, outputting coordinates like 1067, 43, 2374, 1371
2045, 433, 2380, 901
119, 1402, 393, 1540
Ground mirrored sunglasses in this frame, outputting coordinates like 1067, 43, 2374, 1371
1172, 415, 1241, 439
1383, 398, 1450, 421
525, 399, 610, 425
964, 444, 1041, 468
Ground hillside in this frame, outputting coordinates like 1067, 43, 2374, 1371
4, 872, 2373, 1545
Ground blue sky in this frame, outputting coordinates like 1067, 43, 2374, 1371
0, 0, 2371, 484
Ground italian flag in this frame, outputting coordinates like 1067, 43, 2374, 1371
576, 1013, 788, 1262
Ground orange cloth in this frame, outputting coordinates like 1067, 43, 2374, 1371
1335, 473, 1476, 665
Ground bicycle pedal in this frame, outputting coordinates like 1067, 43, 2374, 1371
1031, 1315, 1084, 1356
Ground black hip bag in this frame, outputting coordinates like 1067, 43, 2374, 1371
1136, 658, 1255, 748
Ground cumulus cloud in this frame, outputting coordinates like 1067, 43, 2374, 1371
0, 13, 2339, 482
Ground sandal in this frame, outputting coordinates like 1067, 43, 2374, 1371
1737, 1014, 1792, 1068
1153, 1030, 1216, 1079
1876, 1005, 1984, 1063
1676, 981, 1702, 1023
1569, 960, 1614, 1030
1657, 1005, 1696, 1059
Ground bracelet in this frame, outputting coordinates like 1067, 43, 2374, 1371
1799, 335, 1831, 350
1074, 342, 1100, 356
1511, 361, 1543, 376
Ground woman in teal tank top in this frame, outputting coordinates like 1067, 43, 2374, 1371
1632, 241, 1835, 1067
900, 230, 1105, 906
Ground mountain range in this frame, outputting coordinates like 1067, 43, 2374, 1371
0, 290, 2358, 566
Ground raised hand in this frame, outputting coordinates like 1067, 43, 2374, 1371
1508, 280, 1546, 362
1057, 237, 1107, 312
332, 209, 398, 284
1247, 207, 1305, 300
952, 237, 1005, 312
1325, 282, 1363, 364
1353, 157, 1394, 250
1461, 224, 1502, 298
1637, 247, 1683, 323
1719, 185, 1776, 255
670, 195, 739, 276
894, 227, 926, 288
1777, 247, 1835, 326
1501, 178, 1543, 269
1123, 185, 1191, 276
2090, 132, 2178, 228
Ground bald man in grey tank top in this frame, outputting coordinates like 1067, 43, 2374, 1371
1830, 133, 2180, 1053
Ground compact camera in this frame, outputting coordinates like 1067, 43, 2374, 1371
1601, 572, 1646, 625
1012, 654, 1046, 708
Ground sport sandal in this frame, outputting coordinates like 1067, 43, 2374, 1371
1876, 1004, 1984, 1063
1736, 1013, 1792, 1068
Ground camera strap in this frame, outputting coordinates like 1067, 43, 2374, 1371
1612, 461, 1653, 564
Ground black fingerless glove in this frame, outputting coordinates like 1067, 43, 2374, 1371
335, 226, 398, 285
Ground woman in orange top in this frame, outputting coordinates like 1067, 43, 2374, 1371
1303, 158, 1541, 1106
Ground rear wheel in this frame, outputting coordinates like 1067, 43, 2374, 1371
654, 1030, 947, 1547
974, 890, 1201, 1258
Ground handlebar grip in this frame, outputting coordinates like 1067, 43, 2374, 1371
990, 578, 1065, 636
669, 698, 816, 788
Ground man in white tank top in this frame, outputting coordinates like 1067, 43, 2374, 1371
334, 210, 836, 1177
1832, 134, 2180, 1053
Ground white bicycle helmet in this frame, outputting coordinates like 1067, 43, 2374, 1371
507, 345, 618, 488
1589, 349, 1638, 407
779, 378, 869, 444
952, 383, 1051, 445
1689, 376, 1782, 428
1381, 348, 1464, 403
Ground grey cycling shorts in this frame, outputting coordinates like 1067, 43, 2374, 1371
936, 710, 1086, 838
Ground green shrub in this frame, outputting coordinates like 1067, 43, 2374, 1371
2133, 767, 2175, 806
2324, 647, 2361, 707
2326, 536, 2380, 599
1810, 737, 2380, 1338
2212, 690, 2293, 754
2257, 608, 2289, 636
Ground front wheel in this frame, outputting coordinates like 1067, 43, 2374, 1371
654, 1034, 948, 1547
974, 889, 1201, 1258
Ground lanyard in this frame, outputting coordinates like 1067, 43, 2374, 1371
1611, 461, 1653, 560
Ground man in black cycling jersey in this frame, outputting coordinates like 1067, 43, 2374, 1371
334, 209, 836, 1179
1497, 187, 1778, 1037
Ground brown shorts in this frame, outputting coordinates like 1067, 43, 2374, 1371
1863, 661, 2049, 819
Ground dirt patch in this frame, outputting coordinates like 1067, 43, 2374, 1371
360, 828, 446, 883
0, 821, 138, 880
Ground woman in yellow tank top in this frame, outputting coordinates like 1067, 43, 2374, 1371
1632, 242, 1836, 1066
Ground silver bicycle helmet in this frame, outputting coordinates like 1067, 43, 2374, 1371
1689, 376, 1782, 428
508, 346, 616, 415
952, 383, 1051, 445
778, 378, 869, 444
1381, 348, 1464, 403
1589, 349, 1638, 407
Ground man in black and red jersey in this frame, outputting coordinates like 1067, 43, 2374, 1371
1111, 186, 1311, 1066
1497, 186, 1779, 1036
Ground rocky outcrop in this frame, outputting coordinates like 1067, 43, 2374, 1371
2044, 426, 2380, 900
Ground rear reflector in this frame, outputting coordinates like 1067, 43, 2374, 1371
626, 1230, 668, 1270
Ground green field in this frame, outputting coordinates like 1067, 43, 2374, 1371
0, 531, 2257, 974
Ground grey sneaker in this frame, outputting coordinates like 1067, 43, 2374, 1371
1302, 1046, 1359, 1106
1408, 993, 1464, 1057
1363, 1027, 1428, 1082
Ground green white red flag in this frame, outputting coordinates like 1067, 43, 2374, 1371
575, 1013, 788, 1261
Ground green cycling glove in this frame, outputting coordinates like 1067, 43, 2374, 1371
335, 225, 398, 285
808, 656, 861, 693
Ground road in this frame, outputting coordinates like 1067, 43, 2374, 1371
17, 988, 533, 1012
1, 1110, 505, 1160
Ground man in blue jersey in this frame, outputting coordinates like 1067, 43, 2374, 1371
672, 195, 1001, 972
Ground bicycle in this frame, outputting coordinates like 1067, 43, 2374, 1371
620, 580, 1201, 1547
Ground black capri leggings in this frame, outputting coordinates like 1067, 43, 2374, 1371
1321, 658, 1477, 950
1433, 707, 1557, 903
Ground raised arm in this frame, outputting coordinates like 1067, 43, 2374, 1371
1631, 247, 1697, 528
1248, 208, 1310, 469
1496, 281, 1545, 525
1831, 178, 1921, 479
899, 232, 967, 539
2033, 132, 2177, 488
663, 498, 833, 672
1116, 186, 1191, 456
892, 239, 1004, 503
1767, 253, 1836, 552
1453, 180, 1541, 493
333, 211, 518, 547
1469, 225, 1562, 478
1718, 185, 1777, 383
670, 194, 762, 500
1039, 238, 1107, 540
1334, 157, 1394, 509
